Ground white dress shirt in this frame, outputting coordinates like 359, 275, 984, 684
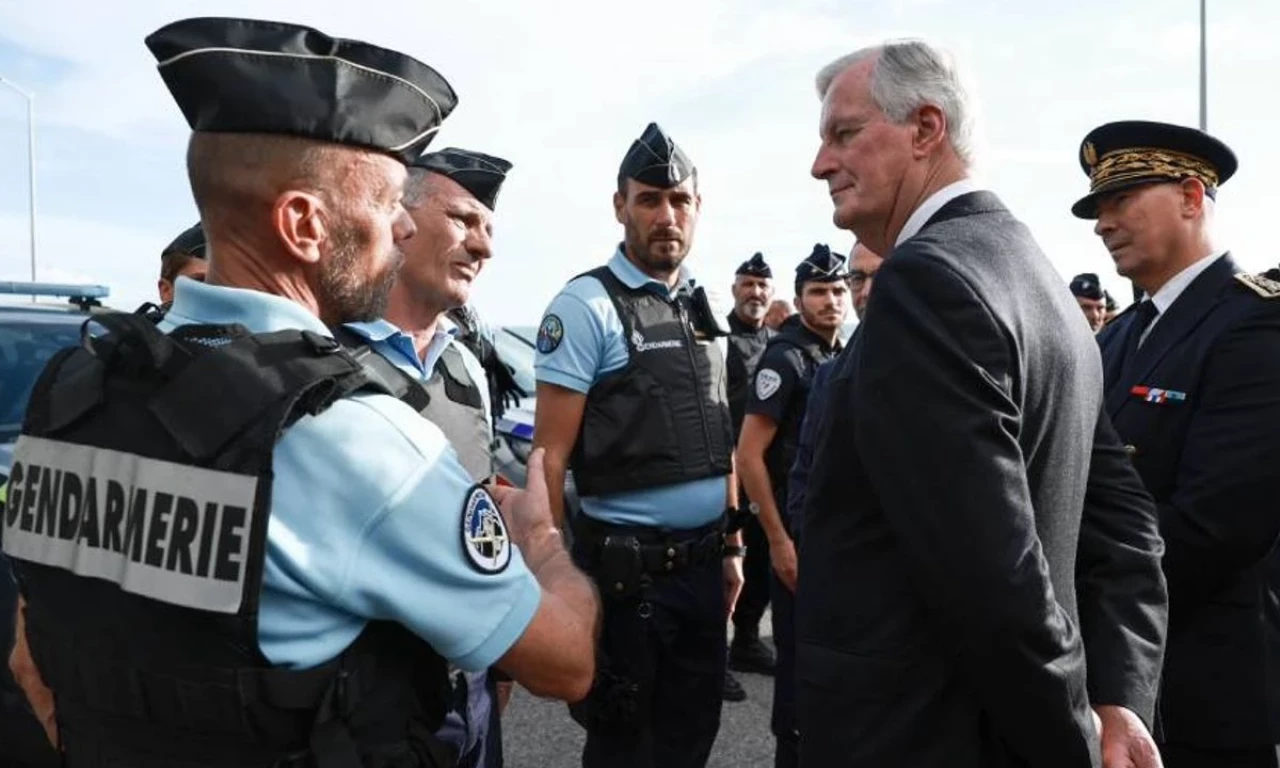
894, 178, 984, 247
1138, 251, 1225, 346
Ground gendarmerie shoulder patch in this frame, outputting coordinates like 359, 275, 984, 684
536, 313, 564, 354
460, 485, 511, 574
1234, 272, 1280, 299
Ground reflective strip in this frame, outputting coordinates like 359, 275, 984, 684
3, 435, 258, 614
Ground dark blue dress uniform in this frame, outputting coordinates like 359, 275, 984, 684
743, 245, 846, 768
1078, 121, 1280, 768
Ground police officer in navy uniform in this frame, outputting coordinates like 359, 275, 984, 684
4, 17, 599, 767
157, 222, 210, 306
723, 252, 776, 698
737, 244, 848, 768
1075, 120, 1280, 768
533, 122, 743, 768
337, 147, 516, 767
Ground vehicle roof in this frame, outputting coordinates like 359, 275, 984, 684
0, 302, 112, 323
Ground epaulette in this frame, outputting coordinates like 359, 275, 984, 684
1233, 271, 1280, 299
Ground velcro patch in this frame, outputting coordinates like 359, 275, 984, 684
460, 486, 511, 574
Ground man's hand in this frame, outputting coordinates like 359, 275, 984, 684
488, 448, 556, 550
1094, 705, 1162, 768
769, 536, 798, 592
723, 556, 744, 619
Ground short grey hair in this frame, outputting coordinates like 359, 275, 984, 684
816, 40, 977, 166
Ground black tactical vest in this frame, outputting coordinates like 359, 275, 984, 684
725, 313, 772, 437
2, 312, 454, 768
570, 266, 733, 497
335, 329, 492, 482
763, 322, 839, 510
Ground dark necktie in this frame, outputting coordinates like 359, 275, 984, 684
1121, 300, 1159, 370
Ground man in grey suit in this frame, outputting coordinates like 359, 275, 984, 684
795, 40, 1169, 768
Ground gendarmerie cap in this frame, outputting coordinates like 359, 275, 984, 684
412, 147, 513, 211
736, 252, 772, 279
618, 122, 695, 190
1071, 120, 1237, 219
795, 243, 848, 293
145, 17, 458, 160
1069, 272, 1104, 300
161, 222, 206, 259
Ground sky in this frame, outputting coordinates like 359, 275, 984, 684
0, 0, 1276, 324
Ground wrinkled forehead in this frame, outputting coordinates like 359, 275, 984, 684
819, 62, 877, 132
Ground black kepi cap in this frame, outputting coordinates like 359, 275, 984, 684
1069, 272, 1104, 300
412, 148, 512, 211
145, 17, 458, 161
1071, 120, 1237, 219
736, 252, 772, 279
162, 222, 206, 259
795, 243, 847, 293
618, 122, 695, 190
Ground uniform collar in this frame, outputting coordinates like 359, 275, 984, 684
1147, 250, 1226, 317
344, 316, 457, 375
608, 244, 693, 298
166, 276, 332, 336
895, 177, 982, 247
726, 310, 767, 335
782, 316, 842, 354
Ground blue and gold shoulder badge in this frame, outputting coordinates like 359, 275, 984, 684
1234, 272, 1280, 299
460, 486, 511, 574
537, 313, 564, 353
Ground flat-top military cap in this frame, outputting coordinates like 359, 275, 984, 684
162, 222, 206, 259
618, 122, 695, 189
413, 148, 513, 211
795, 243, 848, 292
736, 252, 772, 278
1072, 120, 1237, 219
1069, 272, 1104, 300
145, 17, 458, 160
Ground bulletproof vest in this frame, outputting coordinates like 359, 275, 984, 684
763, 323, 837, 509
335, 329, 492, 482
725, 314, 772, 438
3, 311, 455, 768
570, 266, 734, 497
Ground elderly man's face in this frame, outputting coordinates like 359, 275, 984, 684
398, 173, 494, 312
1093, 180, 1196, 289
732, 275, 773, 323
812, 57, 918, 236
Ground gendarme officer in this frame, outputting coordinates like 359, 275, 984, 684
737, 243, 848, 768
723, 251, 777, 696
4, 17, 598, 767
533, 122, 743, 768
1077, 120, 1280, 768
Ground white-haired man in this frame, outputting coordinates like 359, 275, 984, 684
795, 40, 1169, 768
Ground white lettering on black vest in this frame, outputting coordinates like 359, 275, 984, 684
2, 435, 257, 614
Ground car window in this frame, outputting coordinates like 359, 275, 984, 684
0, 317, 84, 441
493, 329, 536, 395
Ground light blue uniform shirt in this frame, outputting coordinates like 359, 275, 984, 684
343, 317, 492, 423
161, 278, 540, 672
535, 249, 727, 529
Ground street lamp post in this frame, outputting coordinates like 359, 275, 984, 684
0, 75, 38, 291
1199, 0, 1208, 131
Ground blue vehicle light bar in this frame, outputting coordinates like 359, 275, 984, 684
0, 281, 110, 300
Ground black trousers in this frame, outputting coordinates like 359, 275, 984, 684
770, 573, 798, 768
732, 515, 771, 640
1160, 742, 1280, 768
573, 536, 726, 768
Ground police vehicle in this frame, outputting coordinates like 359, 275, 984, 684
1, 281, 109, 767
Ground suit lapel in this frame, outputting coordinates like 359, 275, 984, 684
1110, 254, 1238, 418
1101, 310, 1141, 414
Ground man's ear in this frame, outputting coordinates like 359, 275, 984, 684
912, 104, 949, 159
273, 190, 329, 265
613, 190, 627, 225
1179, 177, 1208, 219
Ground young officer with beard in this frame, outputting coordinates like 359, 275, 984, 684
338, 147, 516, 767
533, 122, 743, 768
723, 252, 777, 700
735, 244, 850, 768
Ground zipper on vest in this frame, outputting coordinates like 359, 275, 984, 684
676, 300, 715, 456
